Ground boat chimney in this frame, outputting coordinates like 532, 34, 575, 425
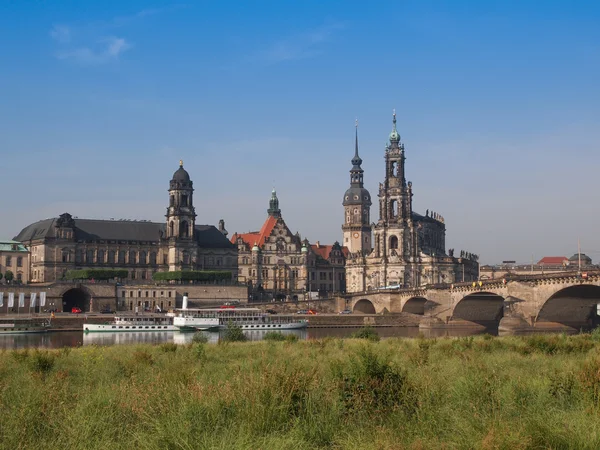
182, 292, 189, 310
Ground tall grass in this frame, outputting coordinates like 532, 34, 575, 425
2, 334, 600, 448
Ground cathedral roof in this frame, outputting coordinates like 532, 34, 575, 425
230, 215, 278, 249
14, 217, 234, 248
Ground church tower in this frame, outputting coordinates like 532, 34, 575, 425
378, 110, 413, 227
342, 121, 372, 254
166, 160, 197, 270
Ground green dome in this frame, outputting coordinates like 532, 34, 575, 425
301, 244, 308, 253
389, 129, 400, 142
252, 243, 260, 252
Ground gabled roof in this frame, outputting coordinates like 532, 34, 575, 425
311, 244, 349, 260
231, 215, 278, 249
537, 256, 568, 265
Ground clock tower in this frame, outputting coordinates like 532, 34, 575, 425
342, 121, 372, 254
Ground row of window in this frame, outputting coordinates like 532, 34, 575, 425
2, 256, 23, 267
61, 249, 233, 267
121, 290, 174, 298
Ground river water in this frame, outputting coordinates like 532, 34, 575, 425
0, 327, 491, 350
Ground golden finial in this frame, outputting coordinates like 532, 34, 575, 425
179, 159, 183, 167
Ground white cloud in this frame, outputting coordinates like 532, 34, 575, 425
50, 25, 71, 43
260, 22, 345, 63
56, 37, 132, 64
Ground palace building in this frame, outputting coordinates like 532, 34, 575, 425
231, 190, 347, 300
14, 162, 237, 283
343, 114, 478, 292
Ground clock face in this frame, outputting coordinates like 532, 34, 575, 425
353, 232, 359, 238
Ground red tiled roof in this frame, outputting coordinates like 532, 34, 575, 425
231, 216, 278, 249
537, 256, 568, 265
310, 244, 349, 259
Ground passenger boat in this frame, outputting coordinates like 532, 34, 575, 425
173, 308, 309, 332
0, 318, 52, 334
83, 315, 178, 333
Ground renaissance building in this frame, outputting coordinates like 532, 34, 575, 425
343, 114, 479, 292
14, 162, 237, 283
231, 190, 347, 300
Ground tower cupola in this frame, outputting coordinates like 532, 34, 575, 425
267, 188, 281, 218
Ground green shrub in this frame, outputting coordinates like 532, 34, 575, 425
221, 322, 247, 342
285, 334, 299, 343
29, 350, 55, 375
335, 346, 415, 416
264, 331, 286, 341
65, 269, 128, 280
160, 343, 178, 353
351, 325, 380, 342
192, 332, 209, 344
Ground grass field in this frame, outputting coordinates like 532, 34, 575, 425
2, 332, 600, 449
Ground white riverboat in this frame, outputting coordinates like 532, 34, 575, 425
173, 308, 309, 332
0, 318, 52, 334
83, 315, 178, 333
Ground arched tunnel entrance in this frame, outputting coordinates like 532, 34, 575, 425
453, 292, 505, 327
353, 299, 376, 314
62, 288, 91, 313
402, 297, 427, 315
537, 285, 600, 329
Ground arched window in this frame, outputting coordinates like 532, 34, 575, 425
182, 252, 190, 265
118, 250, 126, 264
182, 194, 188, 206
129, 250, 137, 264
149, 252, 157, 265
390, 236, 398, 249
169, 195, 174, 206
139, 251, 147, 265
108, 250, 116, 264
169, 221, 174, 237
97, 249, 105, 264
76, 249, 84, 263
180, 221, 189, 238
86, 249, 95, 263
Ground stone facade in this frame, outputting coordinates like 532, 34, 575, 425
0, 240, 29, 284
13, 162, 237, 283
344, 113, 479, 293
231, 190, 346, 300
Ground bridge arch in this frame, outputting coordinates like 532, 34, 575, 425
536, 285, 600, 329
353, 299, 376, 314
61, 287, 91, 313
402, 296, 427, 315
453, 291, 505, 326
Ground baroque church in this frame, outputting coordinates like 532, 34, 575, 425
14, 162, 237, 283
231, 190, 347, 300
343, 113, 479, 292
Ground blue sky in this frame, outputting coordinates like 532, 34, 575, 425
1, 0, 599, 264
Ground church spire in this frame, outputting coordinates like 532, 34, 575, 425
267, 188, 281, 218
389, 109, 400, 144
350, 119, 364, 186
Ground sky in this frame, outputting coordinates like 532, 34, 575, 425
0, 0, 599, 265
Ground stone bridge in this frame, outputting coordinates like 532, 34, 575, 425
345, 271, 600, 332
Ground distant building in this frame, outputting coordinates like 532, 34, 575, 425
13, 162, 237, 284
480, 253, 595, 279
0, 240, 29, 283
343, 113, 479, 292
231, 190, 346, 300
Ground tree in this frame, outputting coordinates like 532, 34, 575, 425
0, 272, 3, 282
4, 270, 13, 283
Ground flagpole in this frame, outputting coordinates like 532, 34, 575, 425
578, 238, 582, 274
